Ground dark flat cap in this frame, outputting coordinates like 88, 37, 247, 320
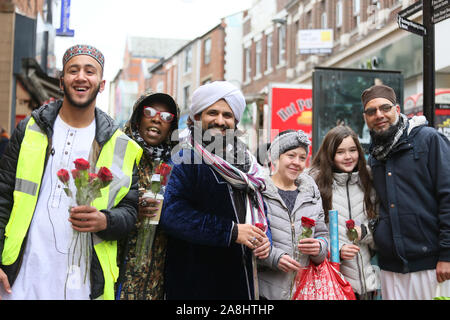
361, 84, 396, 108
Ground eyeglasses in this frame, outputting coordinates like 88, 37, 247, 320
363, 104, 395, 117
142, 106, 174, 122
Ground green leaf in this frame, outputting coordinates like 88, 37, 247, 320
299, 227, 312, 240
151, 181, 161, 195
347, 229, 359, 244
63, 187, 72, 198
80, 170, 89, 188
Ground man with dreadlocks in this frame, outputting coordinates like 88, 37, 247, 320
160, 81, 271, 300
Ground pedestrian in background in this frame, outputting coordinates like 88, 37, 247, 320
361, 84, 450, 299
258, 129, 329, 300
0, 127, 9, 159
308, 125, 379, 299
0, 44, 141, 300
160, 81, 271, 299
117, 90, 179, 300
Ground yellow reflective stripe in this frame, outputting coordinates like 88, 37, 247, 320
2, 118, 47, 265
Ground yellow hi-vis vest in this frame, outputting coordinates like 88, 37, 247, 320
2, 117, 142, 300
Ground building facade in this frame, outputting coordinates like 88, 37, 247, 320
0, 0, 60, 134
241, 0, 450, 148
109, 36, 188, 127
144, 11, 245, 131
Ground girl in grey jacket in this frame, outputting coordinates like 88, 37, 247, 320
258, 130, 329, 300
308, 126, 380, 299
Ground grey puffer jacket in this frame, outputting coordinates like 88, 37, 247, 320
258, 173, 329, 300
331, 171, 380, 295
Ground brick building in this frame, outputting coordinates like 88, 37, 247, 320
0, 0, 60, 134
109, 36, 188, 127
144, 11, 245, 130
240, 0, 450, 149
242, 0, 291, 96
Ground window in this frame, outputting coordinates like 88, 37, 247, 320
255, 40, 262, 76
353, 0, 360, 15
306, 11, 312, 29
278, 24, 286, 65
353, 0, 360, 27
156, 81, 164, 93
184, 46, 192, 73
336, 1, 343, 28
183, 85, 190, 109
245, 47, 251, 81
266, 33, 273, 71
321, 12, 327, 29
203, 38, 211, 65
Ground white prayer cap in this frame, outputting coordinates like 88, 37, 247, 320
189, 81, 246, 123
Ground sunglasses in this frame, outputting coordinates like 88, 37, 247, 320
142, 106, 174, 122
363, 104, 395, 117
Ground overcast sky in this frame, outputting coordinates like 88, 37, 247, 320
53, 0, 253, 111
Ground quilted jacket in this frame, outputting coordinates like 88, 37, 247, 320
258, 173, 329, 300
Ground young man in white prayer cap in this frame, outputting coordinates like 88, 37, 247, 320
160, 81, 271, 299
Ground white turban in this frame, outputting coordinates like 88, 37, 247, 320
189, 81, 246, 123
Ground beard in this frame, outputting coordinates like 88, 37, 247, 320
190, 122, 250, 172
62, 81, 101, 109
369, 115, 401, 147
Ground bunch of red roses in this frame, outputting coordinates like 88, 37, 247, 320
56, 158, 114, 298
57, 158, 113, 206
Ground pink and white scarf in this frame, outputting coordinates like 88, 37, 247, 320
191, 139, 268, 229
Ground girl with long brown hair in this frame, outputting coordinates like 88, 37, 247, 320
308, 125, 379, 299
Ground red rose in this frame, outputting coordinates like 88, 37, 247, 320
71, 169, 80, 179
57, 169, 70, 183
89, 173, 98, 182
301, 216, 316, 228
159, 163, 172, 177
346, 219, 355, 230
97, 166, 113, 183
255, 222, 266, 232
74, 158, 90, 171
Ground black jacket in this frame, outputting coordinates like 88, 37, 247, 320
0, 100, 139, 299
369, 120, 450, 273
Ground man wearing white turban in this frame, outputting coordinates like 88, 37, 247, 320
189, 80, 246, 123
160, 81, 272, 300
186, 80, 248, 168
